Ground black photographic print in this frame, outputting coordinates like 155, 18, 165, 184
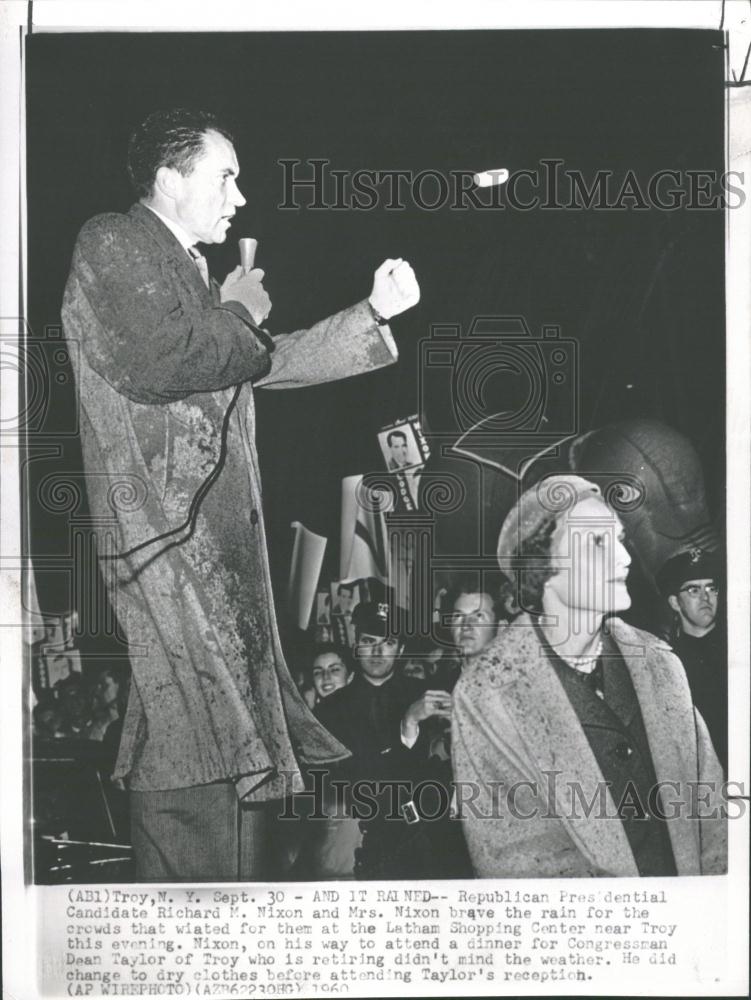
1, 5, 749, 999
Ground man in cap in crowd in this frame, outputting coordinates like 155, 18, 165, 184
315, 602, 427, 769
298, 602, 423, 877
318, 602, 464, 879
656, 549, 727, 771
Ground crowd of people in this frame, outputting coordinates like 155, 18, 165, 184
32, 474, 727, 882
33, 666, 127, 746
273, 479, 727, 880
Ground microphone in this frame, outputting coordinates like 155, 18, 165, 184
239, 237, 258, 274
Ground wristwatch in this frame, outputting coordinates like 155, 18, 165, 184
368, 301, 389, 327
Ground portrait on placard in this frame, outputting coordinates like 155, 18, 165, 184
378, 417, 429, 474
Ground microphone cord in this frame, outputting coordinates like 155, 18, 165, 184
101, 383, 243, 563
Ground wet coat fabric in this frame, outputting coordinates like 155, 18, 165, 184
62, 203, 397, 800
452, 615, 727, 877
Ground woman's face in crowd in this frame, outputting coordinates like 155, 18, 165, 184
402, 658, 426, 680
545, 496, 631, 616
311, 652, 350, 699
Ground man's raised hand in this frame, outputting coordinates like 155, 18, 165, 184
369, 258, 420, 320
401, 690, 453, 745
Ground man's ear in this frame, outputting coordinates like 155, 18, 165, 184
503, 593, 520, 618
154, 164, 181, 201
667, 594, 680, 614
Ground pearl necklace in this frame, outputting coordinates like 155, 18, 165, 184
558, 636, 603, 673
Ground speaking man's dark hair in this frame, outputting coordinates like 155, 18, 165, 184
127, 108, 235, 199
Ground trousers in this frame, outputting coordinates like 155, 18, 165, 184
130, 782, 268, 881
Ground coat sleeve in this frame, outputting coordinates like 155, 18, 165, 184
694, 706, 728, 874
256, 300, 398, 390
451, 672, 604, 879
63, 213, 273, 404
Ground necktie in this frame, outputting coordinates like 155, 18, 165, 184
369, 684, 389, 751
188, 246, 210, 288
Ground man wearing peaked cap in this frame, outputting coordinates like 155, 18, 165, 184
303, 602, 423, 878
656, 548, 726, 771
315, 600, 465, 878
351, 599, 403, 637
656, 548, 722, 607
316, 602, 418, 764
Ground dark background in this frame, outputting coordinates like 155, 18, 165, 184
25, 30, 725, 655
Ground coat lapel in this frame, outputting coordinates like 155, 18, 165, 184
498, 616, 640, 876
607, 618, 700, 873
129, 203, 213, 300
